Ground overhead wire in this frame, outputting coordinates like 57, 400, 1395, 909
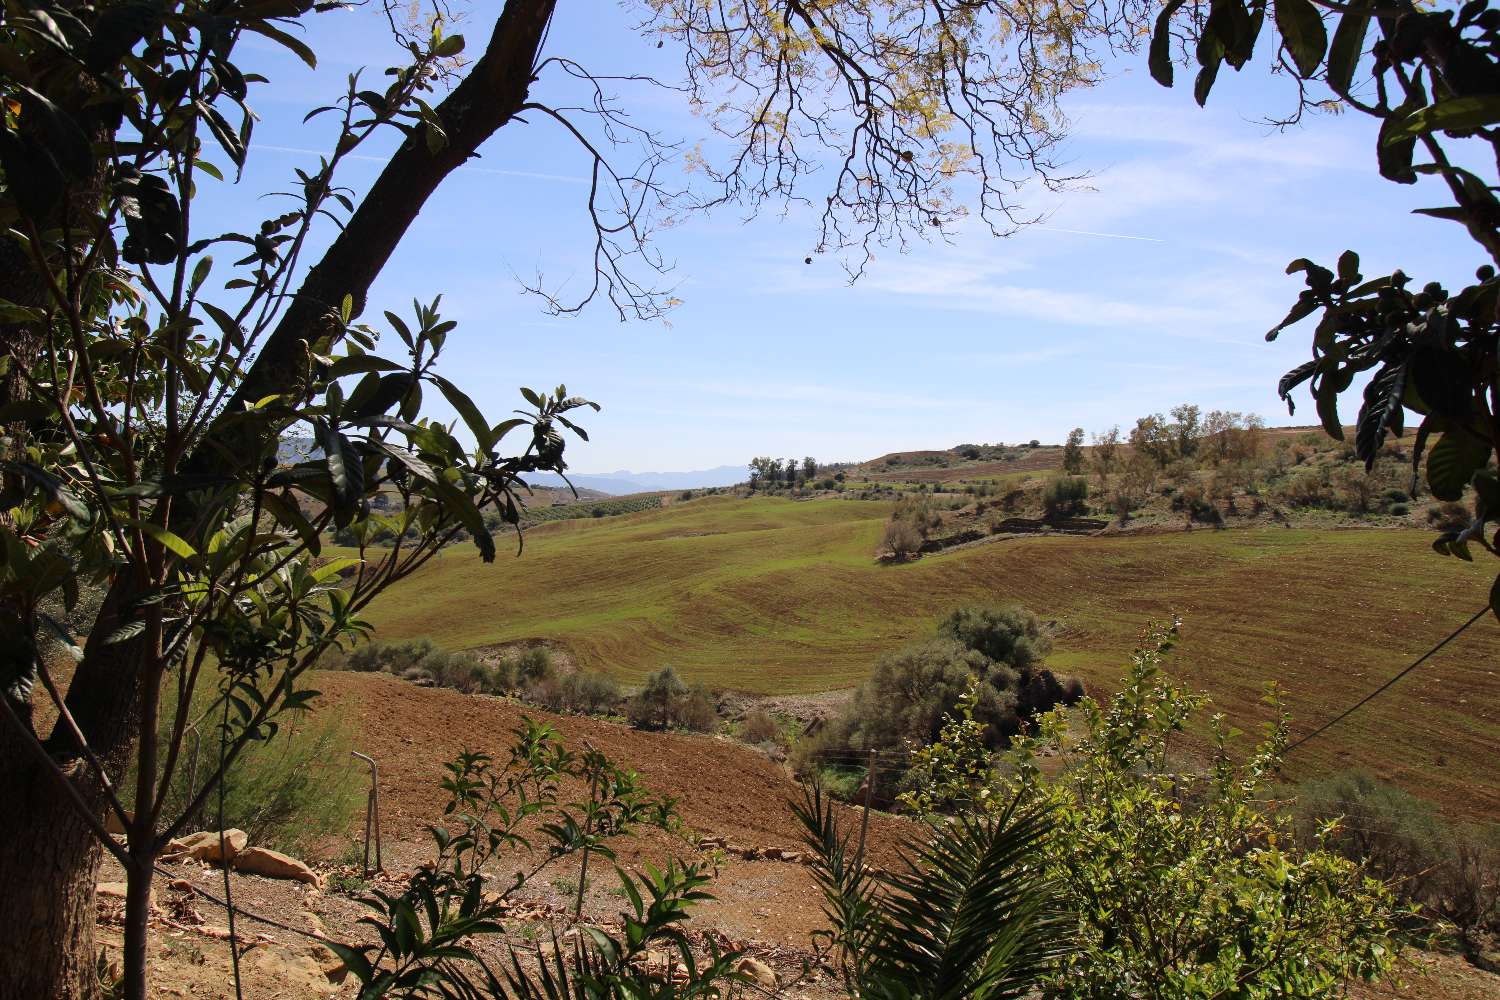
1283, 605, 1489, 755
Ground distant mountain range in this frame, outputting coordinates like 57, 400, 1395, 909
525, 465, 744, 495
280, 433, 744, 496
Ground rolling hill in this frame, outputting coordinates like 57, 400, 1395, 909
352, 494, 1500, 820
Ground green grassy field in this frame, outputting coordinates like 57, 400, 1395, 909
355, 494, 1500, 817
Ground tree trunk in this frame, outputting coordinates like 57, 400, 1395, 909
0, 584, 145, 1000
0, 3, 559, 997
0, 750, 110, 1000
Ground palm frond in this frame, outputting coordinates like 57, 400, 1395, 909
792, 782, 882, 985
796, 783, 1072, 1000
870, 796, 1071, 1000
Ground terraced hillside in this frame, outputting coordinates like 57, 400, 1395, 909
851, 424, 1338, 484
355, 495, 1500, 818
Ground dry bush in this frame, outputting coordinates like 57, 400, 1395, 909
883, 517, 923, 559
1333, 466, 1376, 514
1297, 771, 1500, 948
675, 690, 719, 733
1277, 468, 1335, 508
1427, 501, 1470, 532
741, 709, 779, 744
523, 675, 566, 712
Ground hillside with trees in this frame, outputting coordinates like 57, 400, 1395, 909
4, 0, 1500, 997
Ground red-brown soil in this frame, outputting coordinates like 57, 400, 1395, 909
94, 672, 1500, 999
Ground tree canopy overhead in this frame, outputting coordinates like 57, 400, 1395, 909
0, 2, 1167, 997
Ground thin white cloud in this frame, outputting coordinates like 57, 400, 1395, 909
1067, 101, 1365, 172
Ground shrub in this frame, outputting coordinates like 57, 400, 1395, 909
841, 639, 1010, 751
1390, 503, 1410, 517
425, 649, 490, 692
808, 606, 1077, 804
632, 666, 689, 729
813, 765, 868, 801
560, 671, 621, 714
936, 605, 1050, 672
514, 647, 555, 684
342, 639, 527, 697
883, 517, 923, 559
740, 709, 779, 744
482, 659, 514, 694
139, 688, 361, 857
1041, 476, 1088, 519
347, 637, 437, 673
624, 693, 658, 729
898, 624, 1402, 999
1060, 675, 1086, 704
1296, 771, 1500, 945
1333, 466, 1376, 513
1277, 469, 1334, 508
1427, 500, 1470, 531
675, 689, 719, 732
523, 675, 566, 712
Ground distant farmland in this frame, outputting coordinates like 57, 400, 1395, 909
356, 495, 1500, 819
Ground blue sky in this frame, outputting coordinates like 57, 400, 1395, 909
209, 3, 1478, 473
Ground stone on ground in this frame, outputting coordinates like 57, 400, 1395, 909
233, 847, 322, 886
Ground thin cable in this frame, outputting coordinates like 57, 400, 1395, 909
1285, 606, 1489, 755
153, 863, 328, 943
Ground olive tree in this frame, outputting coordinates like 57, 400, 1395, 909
0, 1, 1164, 996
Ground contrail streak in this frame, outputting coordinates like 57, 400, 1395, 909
1035, 225, 1165, 243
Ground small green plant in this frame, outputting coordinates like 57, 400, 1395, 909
326, 870, 368, 895
988, 621, 1399, 998
335, 839, 367, 868
327, 722, 740, 997
815, 765, 868, 802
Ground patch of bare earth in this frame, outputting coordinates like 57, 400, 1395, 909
100, 671, 1500, 999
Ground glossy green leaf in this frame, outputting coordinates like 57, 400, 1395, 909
1389, 96, 1500, 143
1149, 0, 1187, 86
1275, 0, 1327, 77
1425, 430, 1491, 502
1325, 5, 1370, 94
126, 520, 198, 560
431, 374, 494, 453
